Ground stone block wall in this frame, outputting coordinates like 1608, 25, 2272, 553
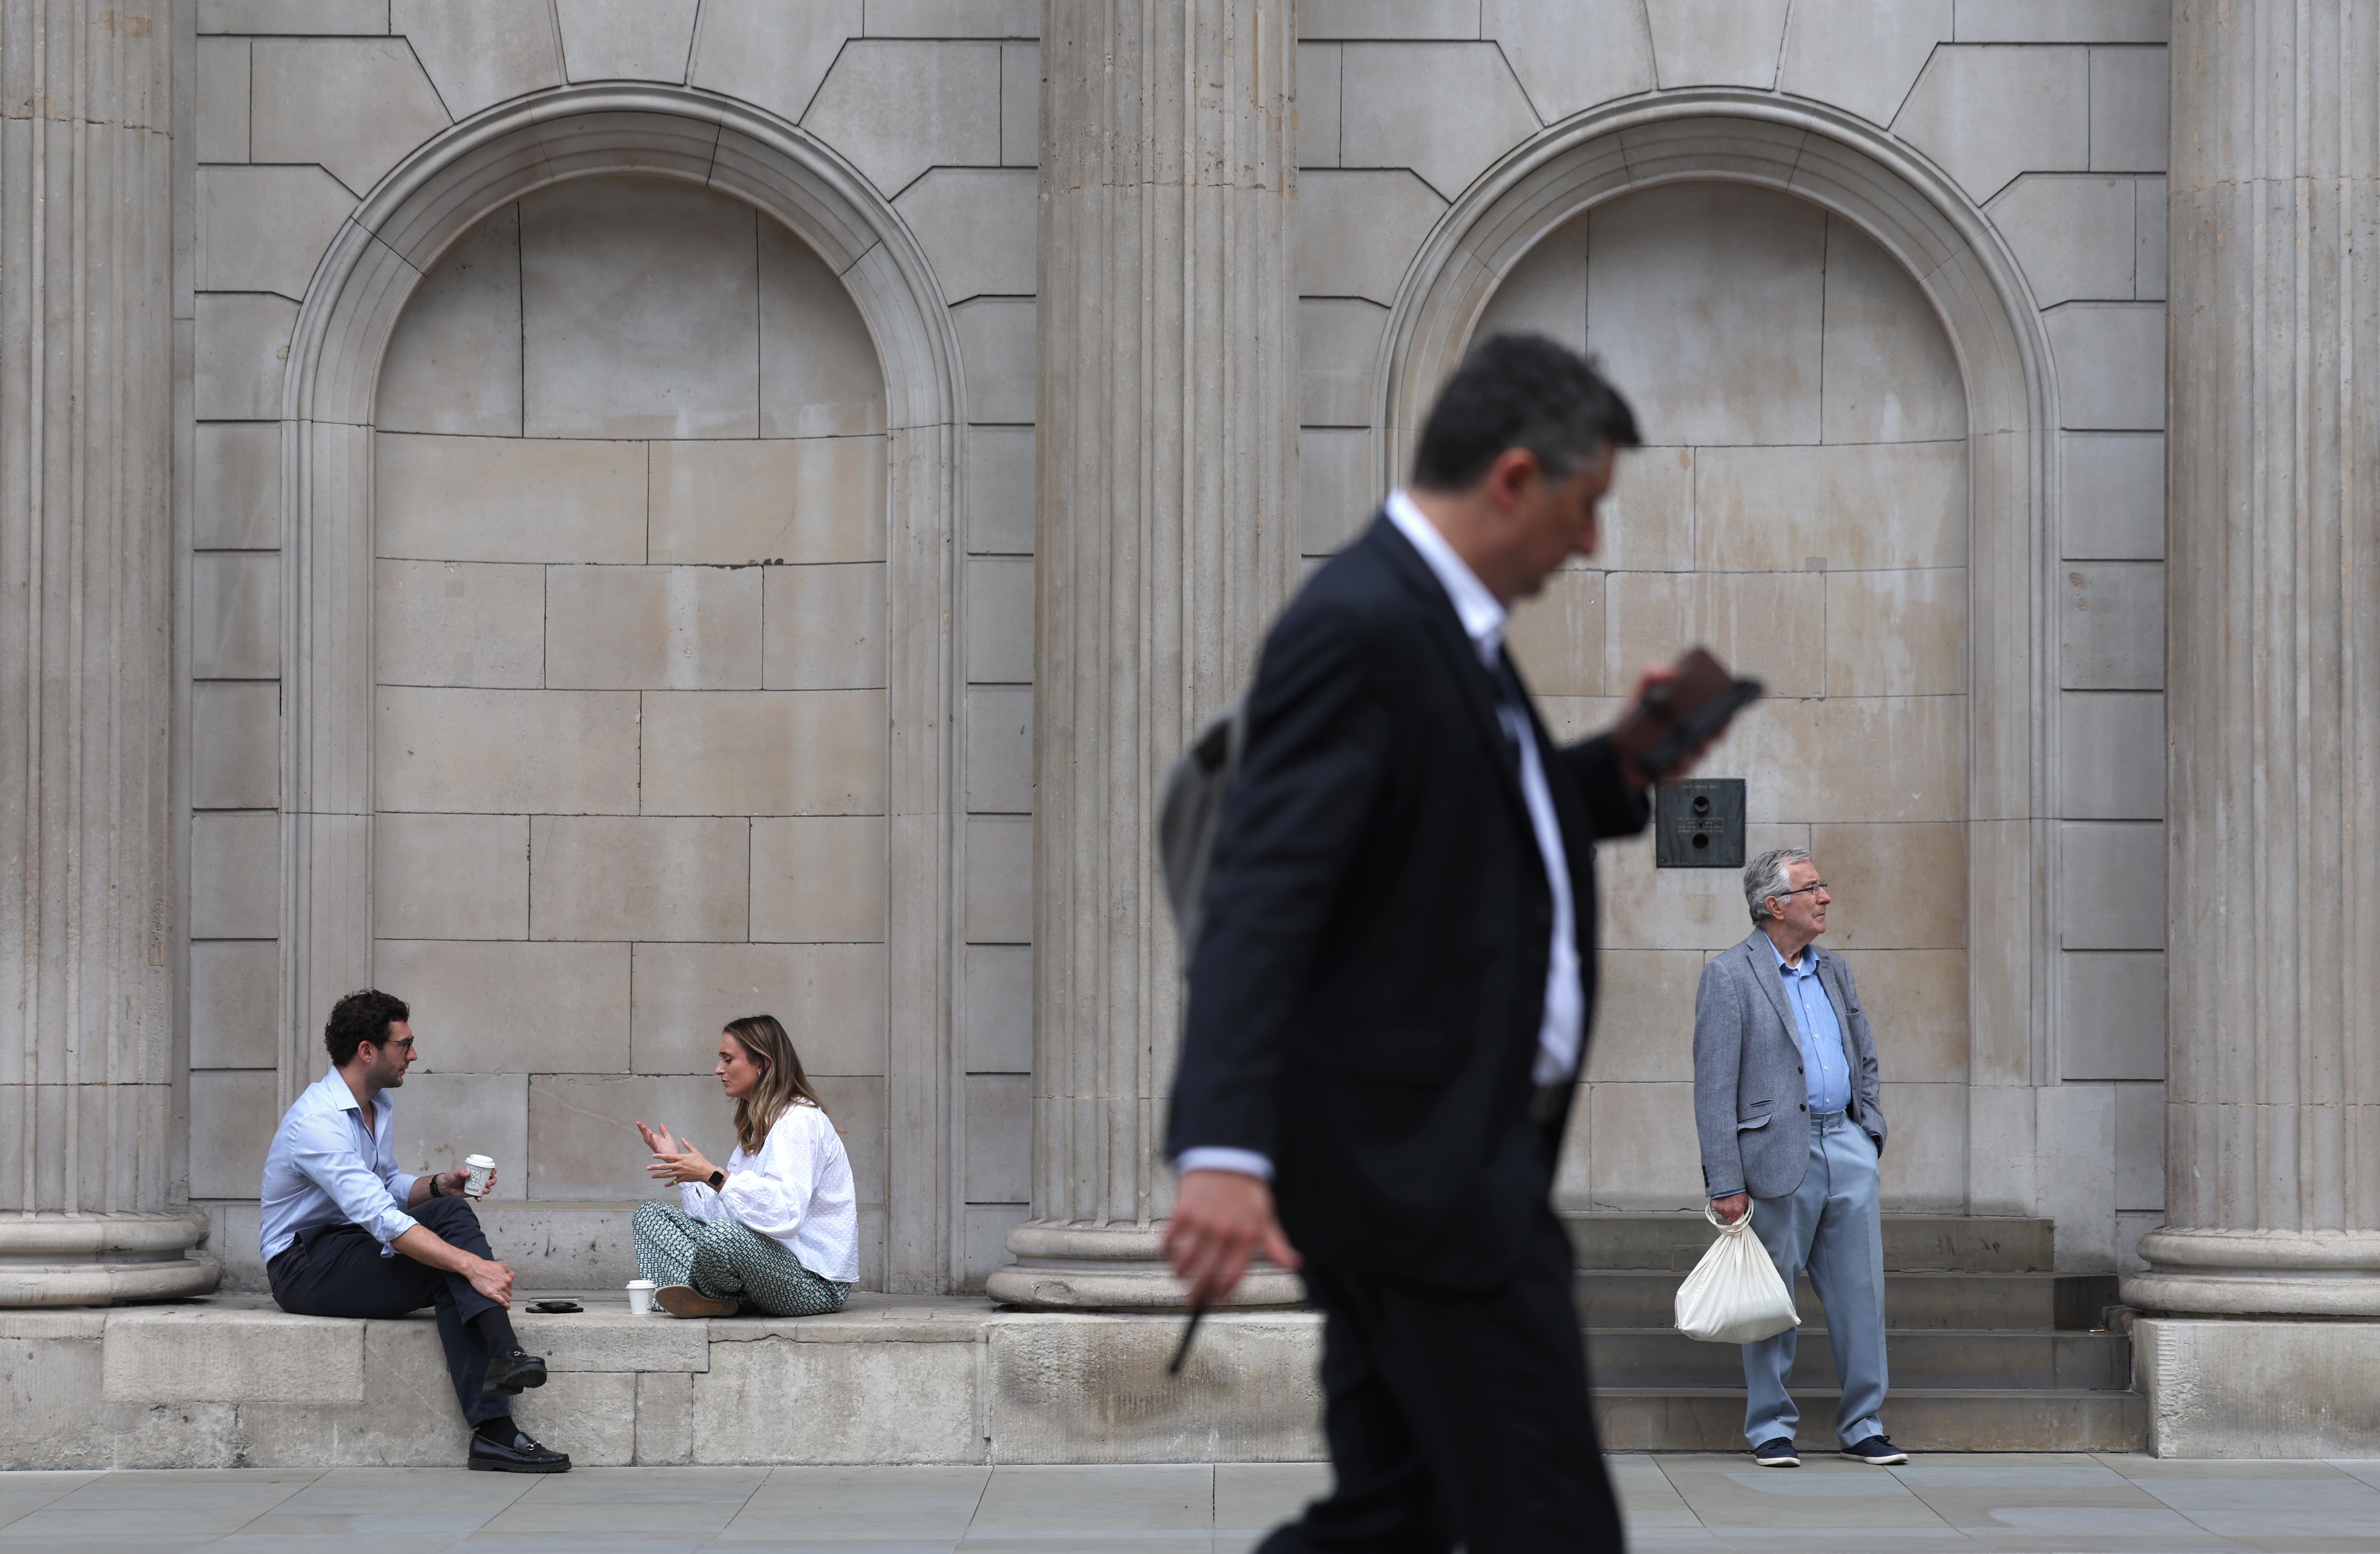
181, 0, 1043, 1290
172, 0, 2171, 1290
1286, 0, 2171, 1272
366, 175, 894, 1275
1474, 179, 1971, 1215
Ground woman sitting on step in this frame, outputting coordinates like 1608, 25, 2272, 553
632, 1014, 859, 1318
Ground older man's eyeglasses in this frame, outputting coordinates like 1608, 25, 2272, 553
1772, 881, 1829, 900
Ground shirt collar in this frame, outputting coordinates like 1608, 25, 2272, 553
314, 1066, 391, 1119
1385, 490, 1506, 666
1765, 934, 1819, 976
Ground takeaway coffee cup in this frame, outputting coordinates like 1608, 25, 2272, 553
463, 1155, 495, 1200
626, 1279, 657, 1316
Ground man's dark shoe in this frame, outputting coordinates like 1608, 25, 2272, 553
1751, 1438, 1800, 1467
468, 1425, 570, 1473
481, 1348, 548, 1397
1841, 1435, 1909, 1465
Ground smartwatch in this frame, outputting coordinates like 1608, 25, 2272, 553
707, 1170, 726, 1192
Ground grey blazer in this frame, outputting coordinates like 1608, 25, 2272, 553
1691, 932, 1886, 1200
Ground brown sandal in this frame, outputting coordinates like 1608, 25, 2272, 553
654, 1284, 738, 1318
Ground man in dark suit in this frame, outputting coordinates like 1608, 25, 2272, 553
1164, 334, 1683, 1552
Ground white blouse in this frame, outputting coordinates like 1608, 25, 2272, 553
678, 1101, 860, 1284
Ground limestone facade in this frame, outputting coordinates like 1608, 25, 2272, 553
1, 0, 216, 1302
2117, 0, 2380, 1451
9, 3, 2202, 1315
988, 0, 1301, 1309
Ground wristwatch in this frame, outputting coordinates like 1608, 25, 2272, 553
707, 1170, 726, 1191
428, 1172, 443, 1198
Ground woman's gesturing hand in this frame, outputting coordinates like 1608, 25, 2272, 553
636, 1119, 718, 1186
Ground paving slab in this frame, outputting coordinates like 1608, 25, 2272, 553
0, 1471, 101, 1532
6, 1456, 2380, 1549
716, 1464, 988, 1544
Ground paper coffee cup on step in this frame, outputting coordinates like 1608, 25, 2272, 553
626, 1279, 657, 1316
463, 1155, 495, 1199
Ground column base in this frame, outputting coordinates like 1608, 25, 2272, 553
2134, 1317, 2380, 1456
2124, 1227, 2380, 1318
0, 1211, 221, 1307
987, 1221, 1304, 1310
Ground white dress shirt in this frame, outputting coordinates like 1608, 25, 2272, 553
259, 1067, 422, 1262
677, 1100, 861, 1283
1176, 492, 1585, 1184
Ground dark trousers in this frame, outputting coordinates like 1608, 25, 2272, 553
1261, 1213, 1625, 1554
268, 1195, 509, 1427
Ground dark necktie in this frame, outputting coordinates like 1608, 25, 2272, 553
1489, 653, 1530, 772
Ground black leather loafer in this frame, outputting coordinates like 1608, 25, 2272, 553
468, 1425, 570, 1473
481, 1348, 549, 1397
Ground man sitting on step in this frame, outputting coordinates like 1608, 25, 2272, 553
259, 988, 570, 1474
1694, 848, 1907, 1469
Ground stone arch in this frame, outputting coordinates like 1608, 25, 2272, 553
1379, 91, 2064, 1182
275, 85, 963, 1290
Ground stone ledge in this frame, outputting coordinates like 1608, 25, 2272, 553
1, 1291, 1327, 1470
2135, 1317, 2380, 1457
103, 1307, 367, 1404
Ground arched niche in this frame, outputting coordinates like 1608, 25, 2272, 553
275, 86, 963, 1291
1379, 94, 2062, 1205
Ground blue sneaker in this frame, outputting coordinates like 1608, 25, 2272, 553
1751, 1438, 1799, 1467
1841, 1435, 1909, 1465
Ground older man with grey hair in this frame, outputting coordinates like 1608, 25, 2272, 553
1692, 847, 1902, 1469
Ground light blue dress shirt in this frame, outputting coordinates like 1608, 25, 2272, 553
1769, 938, 1852, 1115
259, 1067, 421, 1262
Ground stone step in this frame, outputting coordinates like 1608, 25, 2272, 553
1576, 1270, 2121, 1330
1564, 1213, 2057, 1273
1593, 1386, 2148, 1453
1584, 1327, 2132, 1391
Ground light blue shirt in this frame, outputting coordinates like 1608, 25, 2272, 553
258, 1068, 421, 1262
1769, 938, 1852, 1115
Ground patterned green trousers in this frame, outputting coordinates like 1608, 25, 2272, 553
632, 1202, 851, 1317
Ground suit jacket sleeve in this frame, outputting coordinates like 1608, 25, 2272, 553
1556, 734, 1652, 842
1690, 955, 1747, 1199
1165, 601, 1395, 1165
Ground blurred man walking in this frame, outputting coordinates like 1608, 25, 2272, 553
1165, 335, 1682, 1551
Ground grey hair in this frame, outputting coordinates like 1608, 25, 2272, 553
1744, 847, 1815, 925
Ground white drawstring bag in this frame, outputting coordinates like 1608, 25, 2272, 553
1673, 1202, 1800, 1344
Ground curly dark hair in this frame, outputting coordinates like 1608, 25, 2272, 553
325, 988, 410, 1068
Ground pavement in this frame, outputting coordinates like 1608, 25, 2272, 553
3, 1454, 2379, 1552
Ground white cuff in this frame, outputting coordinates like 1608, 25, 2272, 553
1174, 1146, 1274, 1182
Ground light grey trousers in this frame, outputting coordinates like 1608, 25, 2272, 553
1742, 1108, 1889, 1447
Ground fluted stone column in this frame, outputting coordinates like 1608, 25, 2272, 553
2130, 0, 2380, 1324
987, 0, 1301, 1309
2126, 0, 2380, 1414
0, 0, 216, 1304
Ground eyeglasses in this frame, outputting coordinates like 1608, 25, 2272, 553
1772, 881, 1829, 900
